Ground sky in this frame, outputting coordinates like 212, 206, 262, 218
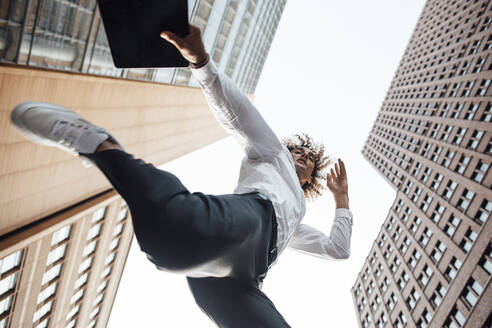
108, 0, 427, 326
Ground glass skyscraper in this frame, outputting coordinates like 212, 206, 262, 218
0, 0, 286, 93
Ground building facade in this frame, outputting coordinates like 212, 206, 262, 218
0, 0, 286, 93
352, 0, 491, 327
0, 0, 287, 327
0, 190, 133, 328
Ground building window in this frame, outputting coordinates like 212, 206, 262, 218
459, 227, 478, 253
480, 102, 492, 122
384, 244, 393, 259
420, 167, 432, 184
410, 216, 422, 234
440, 126, 453, 142
32, 299, 53, 323
402, 270, 410, 288
456, 189, 475, 212
386, 292, 397, 310
431, 282, 446, 308
409, 249, 421, 269
419, 227, 433, 246
464, 103, 479, 120
37, 281, 58, 305
101, 266, 112, 278
420, 194, 433, 212
87, 223, 102, 241
109, 238, 120, 251
105, 252, 116, 266
92, 207, 106, 223
419, 308, 432, 328
419, 264, 433, 287
431, 241, 446, 263
70, 289, 84, 305
466, 130, 484, 150
74, 273, 88, 290
393, 311, 407, 328
461, 278, 483, 309
451, 103, 464, 119
411, 187, 422, 203
442, 180, 458, 200
66, 304, 80, 321
83, 241, 97, 257
378, 234, 388, 248
430, 146, 443, 161
93, 292, 104, 306
400, 236, 411, 254
97, 281, 108, 293
471, 160, 489, 184
441, 149, 455, 167
46, 244, 67, 266
430, 173, 444, 191
376, 312, 388, 328
430, 203, 445, 223
412, 162, 423, 177
390, 256, 401, 272
89, 306, 100, 320
444, 214, 461, 237
113, 223, 124, 236
479, 244, 492, 275
445, 256, 462, 281
50, 225, 71, 246
475, 79, 491, 96
117, 208, 128, 222
380, 276, 390, 293
452, 127, 467, 145
444, 306, 466, 327
454, 155, 470, 175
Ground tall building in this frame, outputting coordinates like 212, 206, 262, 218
0, 0, 286, 327
352, 0, 492, 327
0, 0, 286, 93
0, 190, 132, 328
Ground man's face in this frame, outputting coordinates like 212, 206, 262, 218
290, 147, 315, 187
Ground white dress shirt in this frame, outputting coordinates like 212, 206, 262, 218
191, 60, 352, 264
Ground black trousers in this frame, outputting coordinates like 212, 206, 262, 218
83, 150, 291, 327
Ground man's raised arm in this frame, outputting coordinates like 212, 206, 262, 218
289, 159, 353, 259
161, 25, 283, 160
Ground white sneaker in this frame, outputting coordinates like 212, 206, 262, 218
11, 102, 114, 155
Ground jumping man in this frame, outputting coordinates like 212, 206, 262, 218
11, 24, 353, 327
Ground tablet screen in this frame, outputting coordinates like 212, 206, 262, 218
97, 0, 189, 68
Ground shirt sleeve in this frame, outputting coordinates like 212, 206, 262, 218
191, 60, 283, 160
287, 208, 353, 260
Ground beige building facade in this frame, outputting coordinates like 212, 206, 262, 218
352, 0, 492, 327
0, 190, 133, 328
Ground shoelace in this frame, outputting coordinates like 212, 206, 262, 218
49, 119, 91, 149
49, 119, 95, 168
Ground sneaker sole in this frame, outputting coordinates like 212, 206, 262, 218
11, 101, 80, 154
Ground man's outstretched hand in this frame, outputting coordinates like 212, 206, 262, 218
160, 25, 209, 68
327, 159, 349, 209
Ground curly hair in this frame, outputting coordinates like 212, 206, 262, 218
282, 133, 334, 201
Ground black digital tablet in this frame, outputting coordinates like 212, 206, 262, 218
96, 0, 189, 68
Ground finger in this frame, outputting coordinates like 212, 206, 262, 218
339, 159, 347, 176
160, 31, 184, 48
335, 161, 340, 176
326, 173, 333, 186
331, 168, 336, 179
189, 24, 201, 35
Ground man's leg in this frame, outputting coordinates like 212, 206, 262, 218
187, 276, 292, 328
10, 102, 268, 274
